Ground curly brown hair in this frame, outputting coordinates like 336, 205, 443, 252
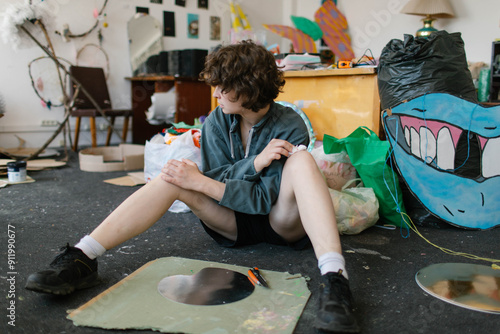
200, 40, 285, 112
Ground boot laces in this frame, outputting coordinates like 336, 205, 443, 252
50, 243, 78, 267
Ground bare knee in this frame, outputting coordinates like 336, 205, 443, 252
283, 150, 319, 176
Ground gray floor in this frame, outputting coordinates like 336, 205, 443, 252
1, 150, 499, 334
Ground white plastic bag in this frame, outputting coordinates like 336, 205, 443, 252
312, 146, 357, 191
329, 179, 379, 235
144, 129, 202, 213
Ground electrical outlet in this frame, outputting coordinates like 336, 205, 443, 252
41, 120, 59, 127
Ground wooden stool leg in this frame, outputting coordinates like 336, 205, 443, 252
121, 116, 130, 143
90, 117, 97, 147
106, 117, 116, 146
73, 117, 81, 151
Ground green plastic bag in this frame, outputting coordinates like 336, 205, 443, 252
323, 127, 406, 227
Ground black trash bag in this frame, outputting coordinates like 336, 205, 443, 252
377, 30, 477, 110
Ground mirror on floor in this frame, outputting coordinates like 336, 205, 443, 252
416, 262, 500, 314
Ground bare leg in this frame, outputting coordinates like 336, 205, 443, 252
269, 150, 342, 258
26, 173, 237, 296
270, 151, 359, 332
90, 175, 237, 250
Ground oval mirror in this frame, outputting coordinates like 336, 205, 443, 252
127, 13, 163, 76
416, 263, 500, 314
158, 267, 255, 306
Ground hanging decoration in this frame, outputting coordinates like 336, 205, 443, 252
0, 0, 122, 160
75, 43, 110, 79
54, 0, 109, 42
28, 56, 73, 109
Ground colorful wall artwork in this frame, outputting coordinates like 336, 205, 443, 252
187, 13, 199, 39
263, 0, 354, 59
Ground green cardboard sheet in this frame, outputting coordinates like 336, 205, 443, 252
67, 257, 311, 333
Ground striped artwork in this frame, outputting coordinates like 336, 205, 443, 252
314, 0, 354, 60
262, 24, 317, 53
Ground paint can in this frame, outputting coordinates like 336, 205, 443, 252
7, 161, 27, 183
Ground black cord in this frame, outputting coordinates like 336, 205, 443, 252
353, 48, 376, 67
300, 62, 329, 70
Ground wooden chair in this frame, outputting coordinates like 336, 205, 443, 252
70, 66, 133, 151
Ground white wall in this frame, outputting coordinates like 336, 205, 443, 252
290, 0, 500, 62
0, 0, 498, 149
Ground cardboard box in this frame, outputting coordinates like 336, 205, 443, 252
79, 144, 144, 172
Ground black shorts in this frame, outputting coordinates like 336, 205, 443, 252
200, 211, 310, 250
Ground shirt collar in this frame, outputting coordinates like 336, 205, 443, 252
229, 102, 276, 133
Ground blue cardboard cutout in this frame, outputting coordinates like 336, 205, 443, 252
383, 93, 500, 229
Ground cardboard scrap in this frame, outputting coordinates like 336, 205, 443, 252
0, 147, 60, 159
67, 257, 310, 333
0, 159, 15, 165
104, 172, 146, 187
0, 158, 66, 172
0, 175, 35, 185
26, 159, 66, 170
79, 144, 145, 172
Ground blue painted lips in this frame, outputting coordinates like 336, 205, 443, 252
383, 93, 500, 229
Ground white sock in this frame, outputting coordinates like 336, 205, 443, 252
318, 252, 349, 279
75, 235, 106, 260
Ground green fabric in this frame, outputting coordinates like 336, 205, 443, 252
290, 16, 323, 41
171, 121, 203, 129
324, 127, 406, 227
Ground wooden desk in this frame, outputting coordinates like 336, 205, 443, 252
279, 67, 380, 140
127, 75, 211, 144
210, 67, 380, 140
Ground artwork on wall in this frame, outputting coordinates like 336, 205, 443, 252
263, 0, 354, 58
150, 0, 163, 4
175, 0, 186, 7
187, 13, 199, 39
210, 16, 220, 40
136, 7, 149, 14
263, 24, 317, 53
163, 11, 176, 37
198, 0, 208, 9
314, 0, 354, 60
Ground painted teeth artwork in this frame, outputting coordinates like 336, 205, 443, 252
378, 31, 500, 230
383, 94, 500, 229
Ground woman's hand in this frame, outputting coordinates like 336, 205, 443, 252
254, 138, 294, 173
160, 159, 202, 191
